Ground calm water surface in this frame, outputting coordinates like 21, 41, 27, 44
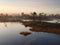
0, 22, 60, 45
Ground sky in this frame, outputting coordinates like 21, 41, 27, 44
0, 0, 60, 14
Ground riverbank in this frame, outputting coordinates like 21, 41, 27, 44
22, 21, 60, 28
21, 21, 60, 34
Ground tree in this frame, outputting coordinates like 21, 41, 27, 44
21, 12, 25, 16
31, 12, 37, 21
32, 12, 37, 16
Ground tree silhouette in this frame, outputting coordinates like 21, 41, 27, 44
32, 12, 37, 21
21, 12, 25, 16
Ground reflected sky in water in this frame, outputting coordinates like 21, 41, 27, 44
0, 22, 60, 45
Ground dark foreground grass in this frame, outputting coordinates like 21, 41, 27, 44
22, 21, 60, 28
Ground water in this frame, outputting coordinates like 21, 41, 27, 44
45, 19, 60, 23
0, 22, 60, 45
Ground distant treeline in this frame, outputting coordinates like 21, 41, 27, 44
20, 12, 60, 21
0, 12, 60, 21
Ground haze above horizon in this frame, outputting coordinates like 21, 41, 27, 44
0, 0, 60, 14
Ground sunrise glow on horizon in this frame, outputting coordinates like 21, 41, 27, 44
0, 0, 60, 14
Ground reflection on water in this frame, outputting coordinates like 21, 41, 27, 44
4, 23, 7, 27
0, 22, 60, 45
